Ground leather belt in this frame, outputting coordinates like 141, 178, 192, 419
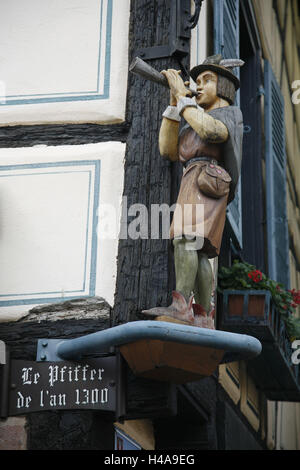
183, 156, 220, 169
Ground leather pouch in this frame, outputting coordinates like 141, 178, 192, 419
197, 163, 231, 199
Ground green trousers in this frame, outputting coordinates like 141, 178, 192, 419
173, 237, 213, 312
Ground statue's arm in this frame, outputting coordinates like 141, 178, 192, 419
159, 116, 180, 162
160, 68, 228, 144
159, 72, 182, 162
181, 107, 228, 143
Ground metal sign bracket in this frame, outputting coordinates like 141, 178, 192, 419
136, 0, 201, 61
0, 347, 10, 418
36, 339, 114, 362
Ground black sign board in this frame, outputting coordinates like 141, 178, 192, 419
4, 356, 118, 416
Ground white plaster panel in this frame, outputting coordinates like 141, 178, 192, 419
0, 0, 130, 125
0, 142, 125, 321
190, 0, 208, 78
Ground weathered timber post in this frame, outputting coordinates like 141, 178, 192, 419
112, 0, 190, 325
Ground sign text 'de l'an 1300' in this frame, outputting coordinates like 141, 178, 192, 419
8, 357, 117, 415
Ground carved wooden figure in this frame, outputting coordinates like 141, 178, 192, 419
143, 55, 244, 328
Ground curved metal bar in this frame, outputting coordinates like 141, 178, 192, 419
188, 0, 205, 30
56, 321, 261, 362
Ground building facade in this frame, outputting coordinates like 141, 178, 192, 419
0, 0, 299, 450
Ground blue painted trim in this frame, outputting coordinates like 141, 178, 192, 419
0, 160, 100, 171
196, 22, 199, 64
96, 0, 105, 93
0, 295, 91, 307
0, 0, 113, 106
4, 90, 99, 99
0, 289, 86, 298
82, 170, 92, 292
89, 160, 101, 296
0, 169, 90, 179
103, 0, 113, 99
0, 160, 100, 306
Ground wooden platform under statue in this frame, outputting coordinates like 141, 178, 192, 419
120, 316, 224, 383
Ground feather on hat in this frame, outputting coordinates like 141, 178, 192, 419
190, 55, 244, 90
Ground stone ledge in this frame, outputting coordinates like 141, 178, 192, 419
20, 297, 111, 323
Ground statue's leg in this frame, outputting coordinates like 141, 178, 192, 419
194, 253, 213, 313
142, 237, 198, 323
173, 237, 198, 301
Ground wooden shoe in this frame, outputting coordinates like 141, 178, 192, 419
142, 291, 195, 324
192, 303, 215, 329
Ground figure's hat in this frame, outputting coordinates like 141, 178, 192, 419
190, 54, 244, 90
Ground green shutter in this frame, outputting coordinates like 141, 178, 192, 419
264, 60, 290, 288
214, 0, 242, 248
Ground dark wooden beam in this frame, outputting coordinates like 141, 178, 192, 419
0, 123, 129, 148
112, 0, 187, 325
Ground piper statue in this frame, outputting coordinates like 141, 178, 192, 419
143, 54, 244, 328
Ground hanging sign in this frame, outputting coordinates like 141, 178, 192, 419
4, 356, 117, 416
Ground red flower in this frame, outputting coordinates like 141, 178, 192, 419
288, 289, 300, 305
248, 270, 263, 283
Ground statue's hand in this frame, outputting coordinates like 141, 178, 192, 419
161, 69, 191, 104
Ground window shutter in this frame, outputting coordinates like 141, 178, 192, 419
214, 0, 243, 249
264, 60, 290, 288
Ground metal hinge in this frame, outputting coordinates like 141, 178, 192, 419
243, 125, 252, 134
0, 345, 10, 418
257, 86, 265, 98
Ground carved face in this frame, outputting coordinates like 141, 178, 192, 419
195, 71, 219, 110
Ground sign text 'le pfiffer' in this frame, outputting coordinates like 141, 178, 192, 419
7, 357, 117, 416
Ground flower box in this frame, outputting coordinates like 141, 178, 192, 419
219, 289, 300, 401
220, 290, 277, 342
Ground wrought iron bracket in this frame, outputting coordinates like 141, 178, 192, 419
257, 85, 265, 98
36, 321, 261, 365
136, 0, 203, 61
0, 346, 10, 418
36, 338, 114, 362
